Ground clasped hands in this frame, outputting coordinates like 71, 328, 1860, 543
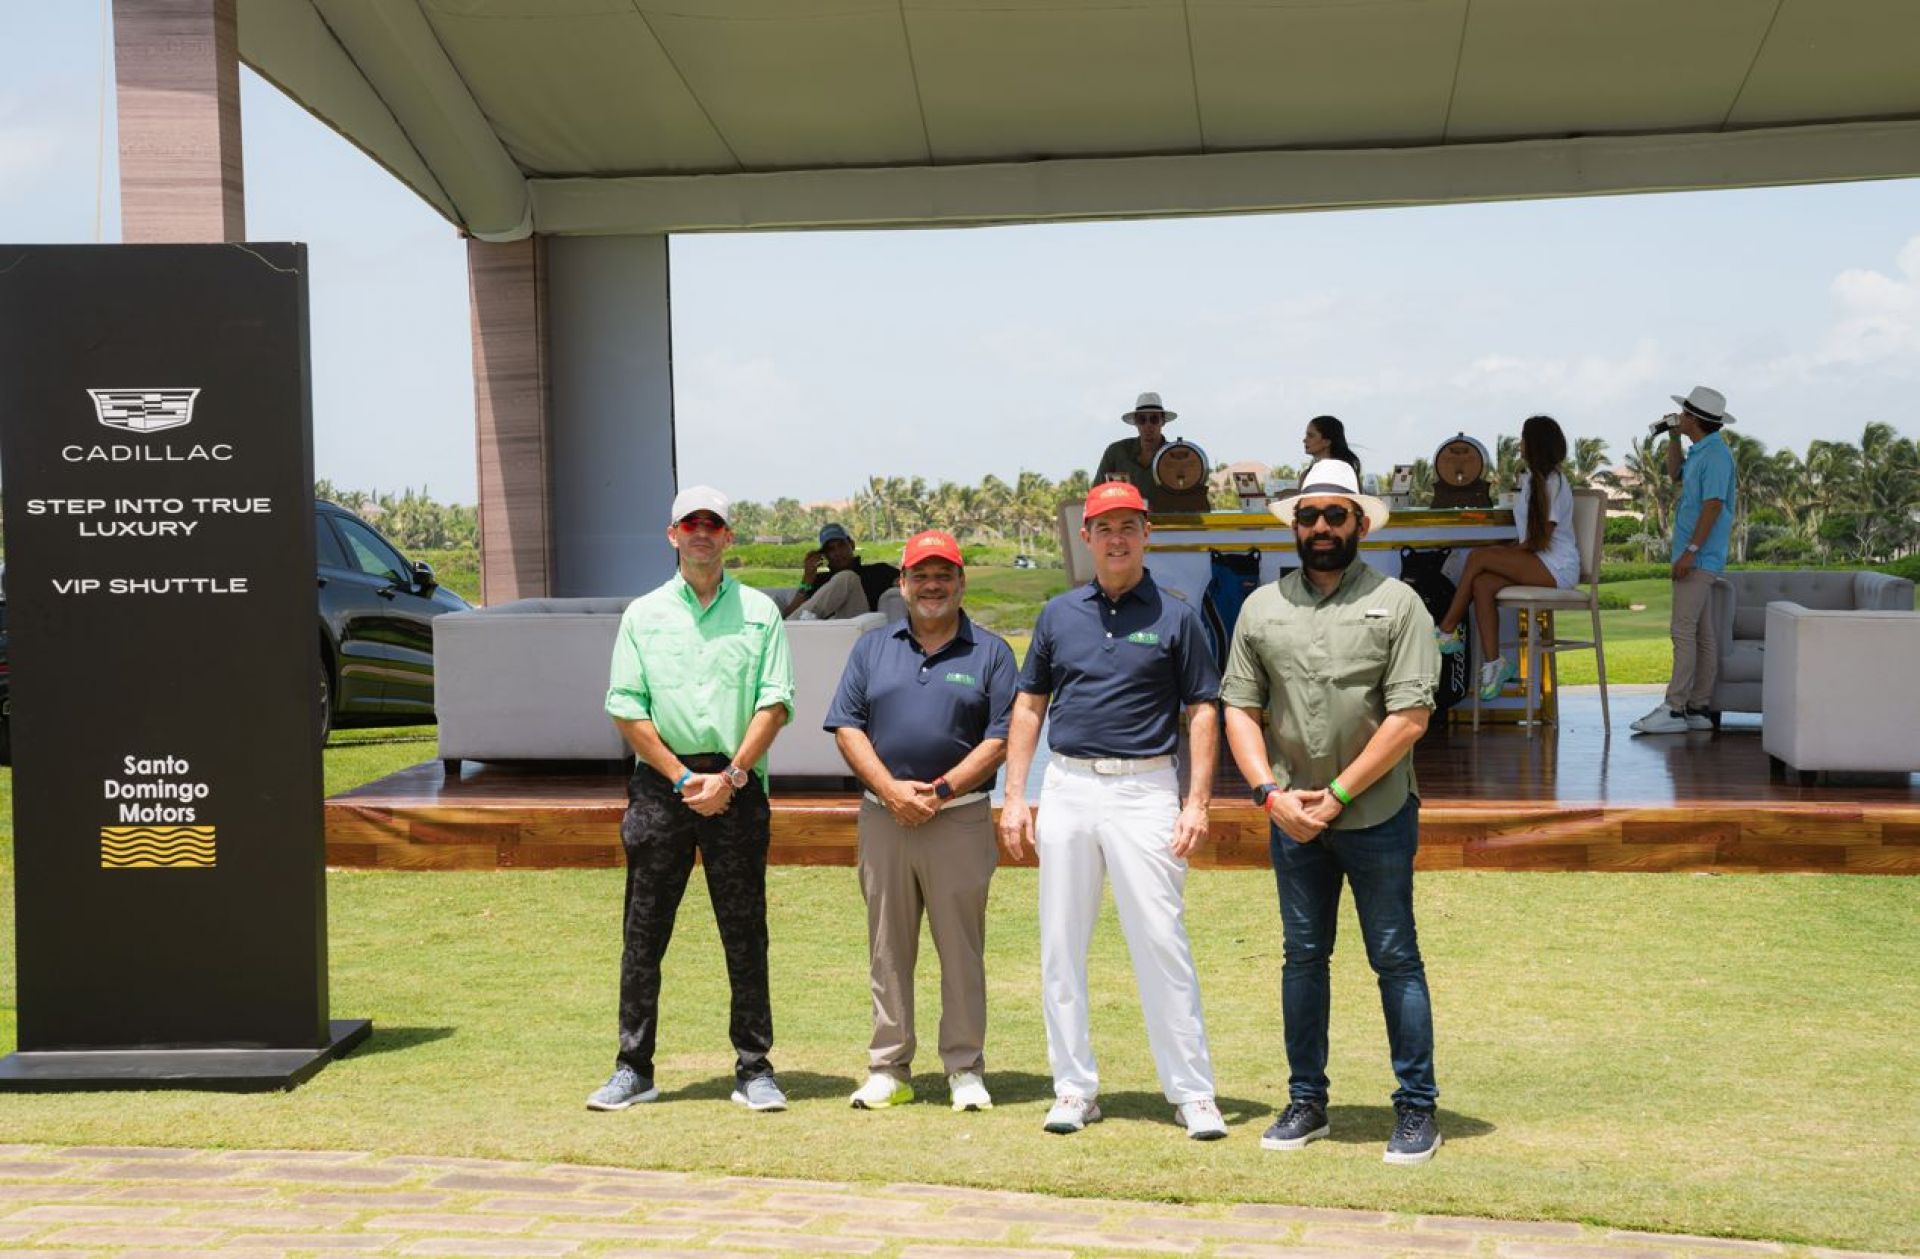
679, 772, 736, 817
1265, 787, 1343, 842
876, 778, 942, 828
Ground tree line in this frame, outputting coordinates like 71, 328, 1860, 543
302, 421, 1918, 569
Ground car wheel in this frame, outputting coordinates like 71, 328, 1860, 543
319, 656, 334, 746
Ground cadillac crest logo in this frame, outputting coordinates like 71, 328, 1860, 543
87, 388, 201, 433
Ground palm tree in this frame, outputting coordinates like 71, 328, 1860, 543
1494, 434, 1523, 495
1618, 434, 1678, 560
1568, 436, 1610, 488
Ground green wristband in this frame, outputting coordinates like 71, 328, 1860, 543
1329, 778, 1353, 806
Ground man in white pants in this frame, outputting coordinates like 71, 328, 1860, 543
999, 479, 1226, 1141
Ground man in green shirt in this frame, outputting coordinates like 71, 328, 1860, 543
589, 485, 795, 1114
1220, 459, 1444, 1165
1093, 391, 1212, 514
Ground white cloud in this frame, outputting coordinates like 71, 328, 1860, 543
0, 118, 64, 201
1818, 235, 1920, 370
1447, 339, 1665, 406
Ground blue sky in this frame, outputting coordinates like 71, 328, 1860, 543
5, 3, 1918, 506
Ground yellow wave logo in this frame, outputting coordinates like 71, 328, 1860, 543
100, 826, 217, 869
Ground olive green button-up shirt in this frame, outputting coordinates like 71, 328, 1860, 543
1219, 563, 1438, 830
605, 572, 795, 784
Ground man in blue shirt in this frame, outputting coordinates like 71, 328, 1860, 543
1000, 480, 1228, 1142
1633, 386, 1739, 735
825, 530, 1017, 1114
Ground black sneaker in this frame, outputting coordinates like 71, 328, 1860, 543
1384, 1104, 1441, 1165
1259, 1100, 1329, 1151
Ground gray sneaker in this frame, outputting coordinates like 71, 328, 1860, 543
585, 1065, 658, 1111
731, 1074, 788, 1112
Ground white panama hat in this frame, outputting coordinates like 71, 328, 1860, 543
1122, 390, 1178, 425
1670, 385, 1735, 425
1271, 459, 1391, 531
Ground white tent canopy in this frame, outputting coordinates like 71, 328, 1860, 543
242, 0, 1920, 240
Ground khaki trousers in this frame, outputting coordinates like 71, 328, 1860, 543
858, 797, 997, 1079
1664, 566, 1719, 711
794, 569, 870, 620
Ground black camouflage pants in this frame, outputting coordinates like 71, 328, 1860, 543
616, 755, 774, 1084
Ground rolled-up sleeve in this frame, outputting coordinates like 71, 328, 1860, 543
1383, 590, 1440, 713
604, 610, 652, 722
756, 614, 796, 720
1219, 615, 1270, 711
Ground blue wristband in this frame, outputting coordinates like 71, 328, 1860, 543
672, 769, 694, 794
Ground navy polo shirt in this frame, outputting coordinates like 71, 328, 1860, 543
823, 612, 1018, 782
1017, 569, 1220, 759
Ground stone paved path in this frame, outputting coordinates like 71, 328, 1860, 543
0, 1144, 1902, 1259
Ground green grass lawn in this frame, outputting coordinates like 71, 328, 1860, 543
2, 744, 1918, 1250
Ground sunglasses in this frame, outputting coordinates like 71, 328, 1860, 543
675, 514, 727, 534
1293, 505, 1353, 528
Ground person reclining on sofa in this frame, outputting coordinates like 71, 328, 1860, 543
785, 522, 900, 621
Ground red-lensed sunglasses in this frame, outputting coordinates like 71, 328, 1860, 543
675, 514, 727, 534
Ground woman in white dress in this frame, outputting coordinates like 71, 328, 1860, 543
1433, 415, 1581, 699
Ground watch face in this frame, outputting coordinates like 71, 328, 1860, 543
724, 766, 749, 788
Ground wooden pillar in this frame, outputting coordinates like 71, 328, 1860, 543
113, 0, 245, 242
469, 237, 553, 604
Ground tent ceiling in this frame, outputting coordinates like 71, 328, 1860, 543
238, 0, 1920, 240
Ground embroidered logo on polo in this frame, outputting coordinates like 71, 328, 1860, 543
1125, 630, 1160, 645
944, 671, 977, 687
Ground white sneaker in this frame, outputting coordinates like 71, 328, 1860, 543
1043, 1093, 1102, 1134
948, 1071, 993, 1112
1174, 1097, 1228, 1141
849, 1073, 914, 1109
1684, 708, 1714, 731
1631, 707, 1690, 735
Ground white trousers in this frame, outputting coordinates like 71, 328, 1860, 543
1035, 759, 1216, 1104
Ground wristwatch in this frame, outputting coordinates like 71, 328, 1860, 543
1685, 543, 1700, 554
933, 776, 954, 801
1252, 782, 1280, 807
722, 765, 750, 790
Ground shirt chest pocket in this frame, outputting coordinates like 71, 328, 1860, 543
1332, 619, 1393, 687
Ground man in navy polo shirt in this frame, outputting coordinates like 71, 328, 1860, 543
825, 530, 1017, 1114
1000, 480, 1228, 1141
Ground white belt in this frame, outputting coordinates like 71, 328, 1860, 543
1051, 753, 1176, 776
863, 790, 988, 810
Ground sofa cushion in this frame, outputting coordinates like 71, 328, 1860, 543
1727, 572, 1858, 640
1720, 638, 1765, 685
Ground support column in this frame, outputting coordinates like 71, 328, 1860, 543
547, 235, 678, 597
469, 237, 553, 604
113, 0, 245, 242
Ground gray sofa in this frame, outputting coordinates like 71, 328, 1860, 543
434, 596, 888, 777
1709, 569, 1914, 718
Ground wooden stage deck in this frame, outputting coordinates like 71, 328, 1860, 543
325, 696, 1920, 875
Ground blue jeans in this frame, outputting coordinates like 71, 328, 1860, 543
1270, 795, 1437, 1110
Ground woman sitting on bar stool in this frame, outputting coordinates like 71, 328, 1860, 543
1432, 415, 1580, 701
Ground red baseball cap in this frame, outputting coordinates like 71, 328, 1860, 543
901, 529, 964, 569
1083, 479, 1149, 520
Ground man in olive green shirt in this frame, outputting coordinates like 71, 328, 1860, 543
1221, 458, 1443, 1165
589, 484, 795, 1115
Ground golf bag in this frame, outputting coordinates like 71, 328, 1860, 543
1203, 548, 1262, 668
1398, 546, 1468, 713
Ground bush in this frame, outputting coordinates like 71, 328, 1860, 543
1604, 515, 1640, 544
1600, 561, 1671, 583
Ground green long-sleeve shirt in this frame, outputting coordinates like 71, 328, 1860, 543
605, 572, 795, 784
1220, 563, 1437, 830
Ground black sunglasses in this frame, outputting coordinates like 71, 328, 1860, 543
1293, 505, 1352, 528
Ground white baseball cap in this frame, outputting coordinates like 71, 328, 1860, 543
668, 484, 730, 526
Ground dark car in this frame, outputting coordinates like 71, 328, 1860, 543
315, 499, 471, 741
0, 506, 466, 763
